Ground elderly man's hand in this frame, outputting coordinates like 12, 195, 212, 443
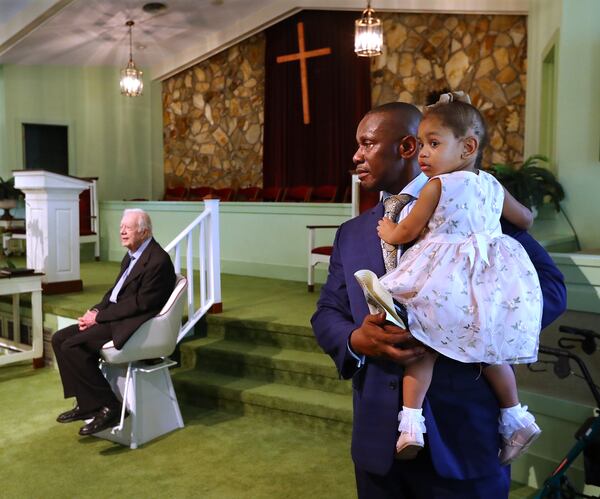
350, 312, 425, 365
77, 309, 98, 331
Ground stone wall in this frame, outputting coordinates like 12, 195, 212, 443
163, 34, 265, 189
372, 13, 527, 166
163, 13, 527, 188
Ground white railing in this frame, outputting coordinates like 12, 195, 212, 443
165, 199, 221, 343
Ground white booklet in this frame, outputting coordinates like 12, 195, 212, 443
354, 269, 407, 329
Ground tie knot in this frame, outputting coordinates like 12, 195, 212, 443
383, 193, 413, 220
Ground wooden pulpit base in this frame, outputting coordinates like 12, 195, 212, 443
42, 279, 83, 295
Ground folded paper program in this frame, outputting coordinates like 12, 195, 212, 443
354, 269, 407, 329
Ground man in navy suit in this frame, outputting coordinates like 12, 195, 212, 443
311, 102, 566, 498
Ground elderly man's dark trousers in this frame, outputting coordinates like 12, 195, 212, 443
52, 324, 120, 413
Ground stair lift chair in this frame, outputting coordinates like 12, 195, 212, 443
94, 274, 187, 449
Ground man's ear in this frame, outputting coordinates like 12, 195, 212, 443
398, 135, 418, 159
462, 136, 479, 159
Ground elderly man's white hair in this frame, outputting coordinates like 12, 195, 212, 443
122, 208, 153, 235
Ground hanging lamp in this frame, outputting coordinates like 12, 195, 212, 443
120, 20, 144, 97
354, 1, 383, 57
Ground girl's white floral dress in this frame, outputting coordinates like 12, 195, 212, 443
381, 170, 542, 365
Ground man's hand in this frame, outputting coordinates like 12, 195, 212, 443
377, 218, 398, 244
77, 309, 98, 331
350, 312, 425, 365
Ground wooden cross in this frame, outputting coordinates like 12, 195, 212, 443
276, 22, 332, 125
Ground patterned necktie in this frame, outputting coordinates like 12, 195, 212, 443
381, 194, 414, 272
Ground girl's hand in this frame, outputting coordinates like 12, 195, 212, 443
377, 217, 397, 243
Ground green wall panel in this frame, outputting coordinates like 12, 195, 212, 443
0, 64, 157, 202
100, 201, 351, 283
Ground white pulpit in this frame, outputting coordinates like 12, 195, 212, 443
13, 170, 90, 293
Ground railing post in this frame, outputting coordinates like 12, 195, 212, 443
204, 199, 222, 313
351, 173, 360, 218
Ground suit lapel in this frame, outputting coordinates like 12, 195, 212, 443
120, 238, 155, 291
364, 203, 386, 277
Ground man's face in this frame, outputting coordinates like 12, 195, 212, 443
119, 213, 146, 252
353, 112, 405, 193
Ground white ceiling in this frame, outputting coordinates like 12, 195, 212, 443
0, 0, 529, 80
0, 0, 39, 22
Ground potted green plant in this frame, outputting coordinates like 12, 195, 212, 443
0, 177, 23, 220
486, 155, 565, 213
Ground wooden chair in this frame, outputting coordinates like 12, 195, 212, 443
307, 225, 339, 292
79, 177, 100, 260
306, 175, 366, 292
163, 186, 188, 201
282, 185, 312, 202
311, 185, 338, 203
213, 188, 235, 201
262, 186, 282, 202
187, 186, 214, 201
236, 187, 261, 201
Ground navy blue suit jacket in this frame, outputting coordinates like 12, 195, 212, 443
311, 202, 566, 478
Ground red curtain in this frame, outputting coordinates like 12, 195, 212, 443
263, 10, 371, 200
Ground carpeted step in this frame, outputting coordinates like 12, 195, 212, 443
179, 337, 351, 395
173, 369, 353, 433
205, 316, 322, 353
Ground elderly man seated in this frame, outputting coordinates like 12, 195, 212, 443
52, 208, 176, 436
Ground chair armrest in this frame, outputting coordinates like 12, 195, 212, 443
101, 275, 187, 364
306, 225, 340, 229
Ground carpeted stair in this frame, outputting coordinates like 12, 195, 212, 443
173, 316, 353, 432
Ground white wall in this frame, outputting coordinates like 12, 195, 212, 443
524, 0, 562, 158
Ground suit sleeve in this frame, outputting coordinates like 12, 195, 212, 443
311, 227, 363, 379
501, 219, 567, 328
95, 254, 175, 323
92, 289, 113, 312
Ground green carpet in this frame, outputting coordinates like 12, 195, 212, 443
0, 361, 538, 498
1, 363, 355, 499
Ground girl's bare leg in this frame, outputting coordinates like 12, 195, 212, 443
402, 350, 438, 409
483, 364, 519, 408
396, 350, 438, 459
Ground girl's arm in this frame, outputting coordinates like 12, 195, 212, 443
502, 188, 534, 230
377, 178, 441, 244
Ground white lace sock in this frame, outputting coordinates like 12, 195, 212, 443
499, 403, 535, 439
398, 406, 427, 434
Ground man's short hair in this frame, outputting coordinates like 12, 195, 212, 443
367, 101, 418, 116
122, 208, 153, 235
366, 101, 422, 137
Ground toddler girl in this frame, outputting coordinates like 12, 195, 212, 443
377, 92, 542, 464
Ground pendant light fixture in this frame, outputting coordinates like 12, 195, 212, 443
354, 1, 383, 57
120, 20, 144, 97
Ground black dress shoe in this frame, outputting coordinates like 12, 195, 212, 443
78, 406, 121, 436
56, 405, 99, 424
